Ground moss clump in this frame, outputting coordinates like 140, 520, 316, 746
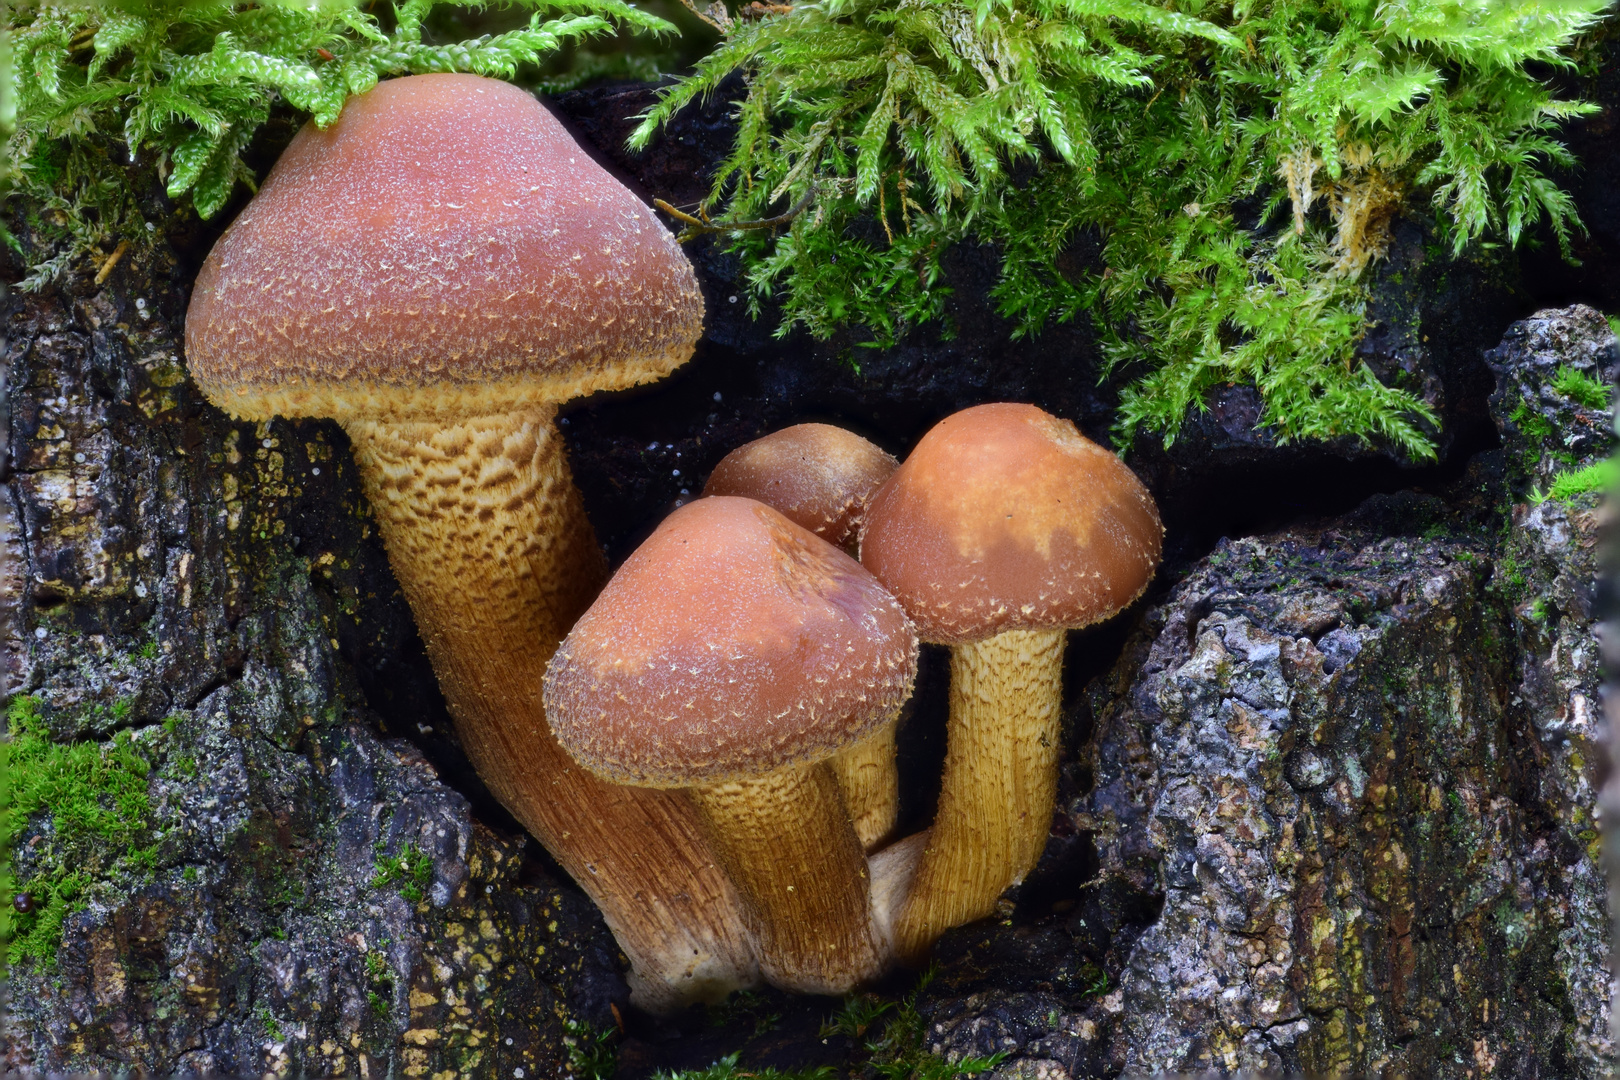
1534, 456, 1620, 505
637, 0, 1609, 459
0, 695, 158, 968
371, 840, 433, 902
564, 1018, 621, 1080
4, 0, 674, 286
832, 970, 1006, 1080
1550, 364, 1611, 411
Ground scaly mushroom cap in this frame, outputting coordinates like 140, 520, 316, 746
703, 423, 898, 546
861, 403, 1162, 644
185, 73, 703, 424
545, 496, 918, 788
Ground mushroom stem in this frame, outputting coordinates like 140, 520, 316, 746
892, 627, 1066, 964
345, 407, 757, 1010
830, 716, 900, 851
692, 762, 885, 994
868, 828, 928, 953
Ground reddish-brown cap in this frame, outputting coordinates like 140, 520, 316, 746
544, 496, 918, 788
702, 424, 898, 546
860, 403, 1162, 644
185, 74, 703, 424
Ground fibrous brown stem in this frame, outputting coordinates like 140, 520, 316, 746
693, 762, 884, 994
345, 407, 758, 1010
830, 718, 900, 851
892, 627, 1066, 964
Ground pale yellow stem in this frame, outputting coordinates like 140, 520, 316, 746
891, 627, 1066, 964
693, 762, 885, 994
346, 408, 758, 1010
830, 717, 900, 851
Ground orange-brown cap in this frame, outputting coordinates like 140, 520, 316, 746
544, 496, 918, 788
185, 74, 703, 424
860, 403, 1162, 644
702, 424, 898, 546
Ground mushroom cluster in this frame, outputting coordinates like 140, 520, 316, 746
186, 71, 1163, 1009
546, 405, 1161, 993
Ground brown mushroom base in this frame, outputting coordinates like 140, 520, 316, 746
692, 762, 886, 994
345, 408, 759, 1010
830, 716, 900, 851
891, 627, 1066, 964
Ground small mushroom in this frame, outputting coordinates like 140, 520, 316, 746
704, 423, 898, 551
184, 74, 755, 1010
860, 403, 1162, 962
545, 497, 918, 993
703, 423, 903, 849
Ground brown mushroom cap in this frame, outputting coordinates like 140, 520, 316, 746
185, 73, 702, 424
703, 424, 898, 546
860, 403, 1162, 644
545, 496, 918, 788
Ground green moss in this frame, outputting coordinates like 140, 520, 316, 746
1507, 395, 1581, 482
564, 1018, 620, 1080
667, 972, 1005, 1080
1496, 545, 1528, 597
659, 1057, 836, 1080
1, 694, 157, 968
838, 969, 1005, 1080
1550, 365, 1611, 410
637, 0, 1608, 460
256, 1005, 283, 1041
5, 0, 674, 286
370, 841, 433, 903
1533, 456, 1620, 505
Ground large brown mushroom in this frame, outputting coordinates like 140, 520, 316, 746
860, 403, 1162, 963
183, 73, 756, 1010
544, 496, 918, 993
703, 423, 902, 849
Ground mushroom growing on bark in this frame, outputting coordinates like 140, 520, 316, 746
544, 496, 918, 993
703, 423, 902, 849
183, 73, 757, 1010
860, 403, 1162, 963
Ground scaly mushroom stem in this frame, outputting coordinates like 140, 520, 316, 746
892, 627, 1066, 964
345, 407, 758, 1010
830, 717, 900, 851
693, 762, 885, 994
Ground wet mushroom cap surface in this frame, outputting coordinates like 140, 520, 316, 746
184, 73, 702, 424
703, 423, 899, 546
860, 403, 1163, 644
544, 497, 919, 788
